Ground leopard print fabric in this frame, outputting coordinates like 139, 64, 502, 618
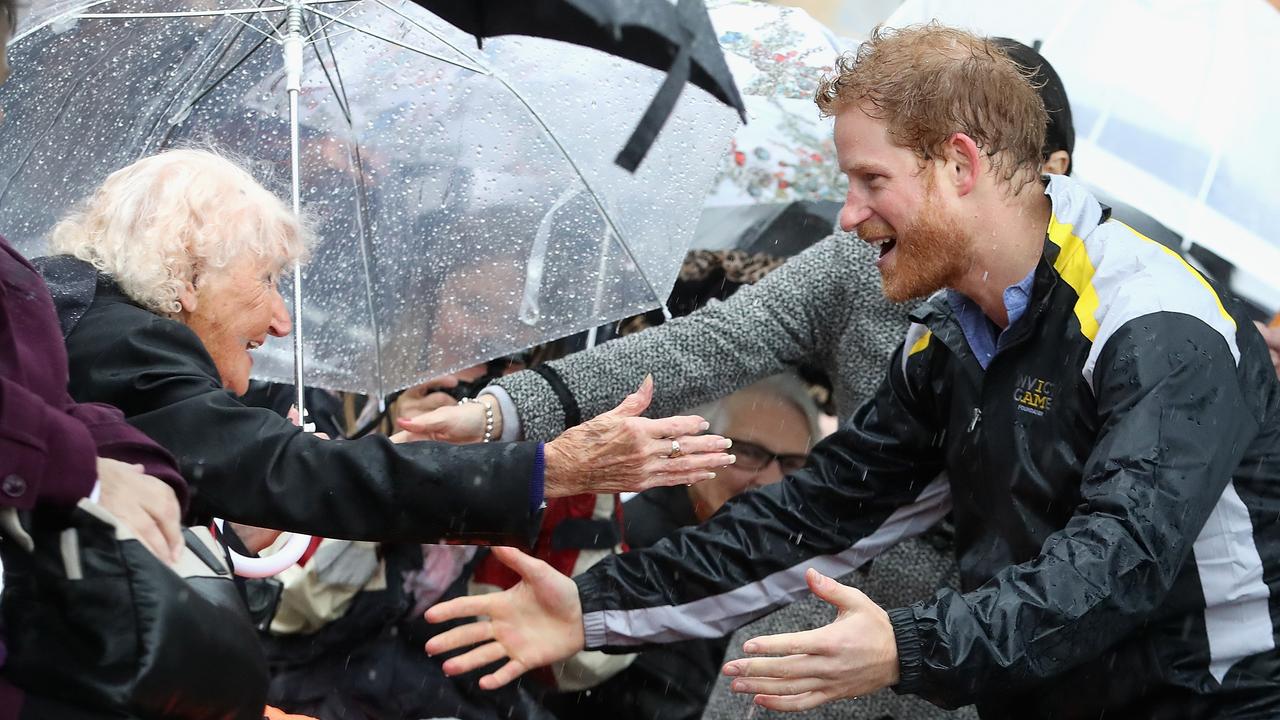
679, 249, 786, 284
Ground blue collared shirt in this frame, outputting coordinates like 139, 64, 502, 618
946, 267, 1037, 370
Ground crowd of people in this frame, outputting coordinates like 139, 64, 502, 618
3, 1, 1280, 718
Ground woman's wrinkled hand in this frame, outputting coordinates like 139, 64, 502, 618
542, 376, 735, 497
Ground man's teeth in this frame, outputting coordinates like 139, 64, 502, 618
247, 340, 262, 350
868, 237, 896, 248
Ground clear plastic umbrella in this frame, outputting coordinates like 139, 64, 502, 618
692, 0, 854, 255
885, 0, 1280, 311
0, 0, 739, 406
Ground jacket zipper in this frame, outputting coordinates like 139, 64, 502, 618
968, 407, 982, 432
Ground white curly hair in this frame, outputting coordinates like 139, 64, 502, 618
49, 148, 311, 316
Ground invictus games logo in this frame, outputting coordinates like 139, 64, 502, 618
1014, 375, 1055, 416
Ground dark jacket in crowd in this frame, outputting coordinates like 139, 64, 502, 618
264, 545, 556, 720
571, 176, 1280, 719
38, 256, 541, 546
0, 237, 186, 720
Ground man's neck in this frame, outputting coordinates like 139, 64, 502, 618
951, 192, 1051, 328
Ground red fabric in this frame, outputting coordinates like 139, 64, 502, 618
297, 535, 326, 567
471, 494, 626, 589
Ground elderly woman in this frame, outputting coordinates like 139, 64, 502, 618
36, 148, 733, 546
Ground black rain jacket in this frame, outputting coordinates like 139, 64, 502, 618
572, 176, 1280, 719
40, 257, 542, 545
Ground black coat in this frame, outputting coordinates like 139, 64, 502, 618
571, 177, 1280, 719
40, 257, 541, 545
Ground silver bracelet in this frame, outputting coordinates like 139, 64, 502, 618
459, 396, 495, 443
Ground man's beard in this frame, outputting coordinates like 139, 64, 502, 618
859, 192, 973, 303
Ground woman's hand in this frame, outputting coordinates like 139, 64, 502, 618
543, 376, 735, 497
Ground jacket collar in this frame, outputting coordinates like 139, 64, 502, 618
908, 175, 1111, 365
1039, 174, 1109, 270
34, 255, 149, 338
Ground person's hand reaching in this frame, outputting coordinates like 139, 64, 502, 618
426, 546, 585, 689
542, 376, 735, 497
722, 569, 900, 712
393, 396, 497, 444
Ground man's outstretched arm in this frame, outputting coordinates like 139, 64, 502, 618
426, 334, 951, 690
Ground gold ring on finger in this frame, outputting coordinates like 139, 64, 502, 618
668, 439, 683, 459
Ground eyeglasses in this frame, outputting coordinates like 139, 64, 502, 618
726, 437, 809, 474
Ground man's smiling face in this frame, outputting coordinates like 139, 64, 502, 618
835, 103, 974, 302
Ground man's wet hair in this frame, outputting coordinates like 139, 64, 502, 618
816, 22, 1048, 193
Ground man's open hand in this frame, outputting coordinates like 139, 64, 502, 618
425, 546, 586, 690
722, 568, 900, 712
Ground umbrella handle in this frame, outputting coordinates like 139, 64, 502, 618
212, 519, 312, 578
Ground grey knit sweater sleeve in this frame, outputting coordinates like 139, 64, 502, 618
491, 234, 909, 441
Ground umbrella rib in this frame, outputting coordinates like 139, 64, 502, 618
75, 6, 285, 19
66, 8, 280, 46
306, 16, 352, 135
148, 9, 294, 170
370, 0, 483, 64
368, 0, 670, 315
302, 0, 365, 42
304, 5, 487, 74
308, 15, 388, 400
223, 11, 285, 43
307, 27, 353, 43
159, 14, 286, 132
12, 0, 113, 43
500, 82, 672, 319
10, 0, 269, 42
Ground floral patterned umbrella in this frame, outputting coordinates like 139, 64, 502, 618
694, 0, 855, 254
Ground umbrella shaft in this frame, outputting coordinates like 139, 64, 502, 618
285, 0, 310, 429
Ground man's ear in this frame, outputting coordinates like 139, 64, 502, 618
177, 279, 198, 314
1042, 150, 1071, 176
943, 132, 983, 197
